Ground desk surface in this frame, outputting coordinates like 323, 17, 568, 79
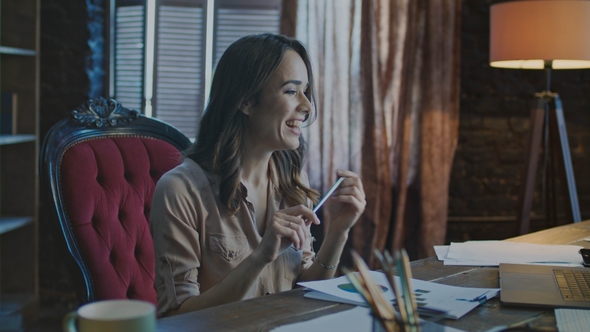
157, 220, 590, 332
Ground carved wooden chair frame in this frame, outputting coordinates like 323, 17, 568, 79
40, 97, 191, 304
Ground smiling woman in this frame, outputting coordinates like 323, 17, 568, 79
149, 33, 367, 317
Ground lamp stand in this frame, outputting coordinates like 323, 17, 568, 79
516, 65, 581, 234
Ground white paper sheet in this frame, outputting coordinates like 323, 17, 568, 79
435, 245, 496, 266
434, 245, 449, 261
436, 241, 584, 267
297, 270, 499, 320
555, 308, 590, 332
270, 306, 466, 332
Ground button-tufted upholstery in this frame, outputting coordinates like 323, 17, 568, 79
41, 98, 191, 306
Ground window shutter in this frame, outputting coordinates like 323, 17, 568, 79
111, 0, 281, 138
153, 2, 206, 138
114, 4, 145, 111
213, 0, 281, 67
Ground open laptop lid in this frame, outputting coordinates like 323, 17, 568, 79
499, 263, 590, 309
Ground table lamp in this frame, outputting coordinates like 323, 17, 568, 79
490, 0, 590, 234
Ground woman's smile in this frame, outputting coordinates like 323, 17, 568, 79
285, 119, 303, 135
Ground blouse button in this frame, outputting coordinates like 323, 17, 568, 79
228, 251, 235, 259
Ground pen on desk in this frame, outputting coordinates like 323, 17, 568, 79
457, 293, 488, 303
313, 177, 344, 213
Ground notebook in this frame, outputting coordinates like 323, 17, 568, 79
499, 263, 590, 308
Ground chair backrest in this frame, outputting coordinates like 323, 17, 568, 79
40, 97, 191, 306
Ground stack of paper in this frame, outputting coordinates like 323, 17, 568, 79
434, 241, 583, 267
297, 270, 499, 320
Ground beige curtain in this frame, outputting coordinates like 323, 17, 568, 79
291, 0, 460, 266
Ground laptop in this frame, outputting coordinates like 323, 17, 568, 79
499, 263, 590, 308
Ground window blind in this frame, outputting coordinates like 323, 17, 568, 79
154, 5, 204, 139
114, 5, 145, 111
214, 7, 280, 66
111, 0, 281, 138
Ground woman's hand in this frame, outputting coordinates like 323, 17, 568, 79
325, 170, 366, 235
255, 205, 320, 263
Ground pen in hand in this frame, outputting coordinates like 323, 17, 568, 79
313, 177, 344, 213
289, 177, 344, 251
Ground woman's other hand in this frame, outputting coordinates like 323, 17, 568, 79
325, 170, 366, 235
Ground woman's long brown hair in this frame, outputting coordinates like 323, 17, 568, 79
184, 33, 320, 214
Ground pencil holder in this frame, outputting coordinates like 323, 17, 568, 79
371, 315, 399, 332
371, 315, 421, 332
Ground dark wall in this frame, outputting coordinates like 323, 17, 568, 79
447, 0, 590, 241
40, 2, 90, 139
39, 0, 106, 307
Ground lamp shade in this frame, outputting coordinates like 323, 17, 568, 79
490, 0, 590, 69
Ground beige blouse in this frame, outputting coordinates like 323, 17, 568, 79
150, 158, 314, 317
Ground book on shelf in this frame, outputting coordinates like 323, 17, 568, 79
0, 92, 17, 135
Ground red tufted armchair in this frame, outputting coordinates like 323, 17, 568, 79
40, 97, 191, 306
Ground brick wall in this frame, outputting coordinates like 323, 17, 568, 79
447, 0, 590, 242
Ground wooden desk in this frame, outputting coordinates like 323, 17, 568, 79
157, 220, 590, 332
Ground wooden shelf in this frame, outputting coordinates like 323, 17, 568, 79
0, 0, 40, 320
0, 293, 38, 332
0, 46, 36, 56
0, 135, 36, 145
0, 216, 34, 235
0, 293, 37, 316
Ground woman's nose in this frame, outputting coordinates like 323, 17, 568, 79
297, 94, 311, 114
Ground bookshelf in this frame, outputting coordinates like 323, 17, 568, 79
0, 0, 40, 322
